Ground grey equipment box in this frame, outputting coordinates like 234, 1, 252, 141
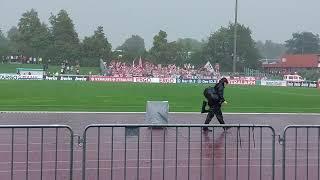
145, 101, 169, 125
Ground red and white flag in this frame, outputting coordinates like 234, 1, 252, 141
139, 57, 142, 67
204, 61, 214, 73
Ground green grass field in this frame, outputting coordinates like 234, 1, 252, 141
0, 80, 319, 112
0, 64, 100, 75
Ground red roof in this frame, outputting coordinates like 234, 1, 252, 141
262, 54, 320, 68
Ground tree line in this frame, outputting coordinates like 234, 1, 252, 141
0, 9, 319, 72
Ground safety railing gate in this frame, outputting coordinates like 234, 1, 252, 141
282, 125, 320, 180
0, 125, 74, 180
82, 124, 275, 180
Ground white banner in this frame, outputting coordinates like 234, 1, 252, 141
18, 75, 43, 80
228, 79, 256, 85
133, 77, 176, 83
90, 76, 133, 82
261, 80, 287, 87
0, 74, 43, 80
133, 77, 154, 83
159, 78, 176, 84
0, 74, 19, 80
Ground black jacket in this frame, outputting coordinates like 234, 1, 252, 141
204, 82, 226, 104
213, 82, 226, 103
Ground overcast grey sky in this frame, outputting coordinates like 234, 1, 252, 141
1, 0, 319, 49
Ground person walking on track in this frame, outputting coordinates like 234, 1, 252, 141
201, 77, 229, 131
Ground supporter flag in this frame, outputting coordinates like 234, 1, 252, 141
204, 61, 214, 73
139, 57, 142, 67
132, 58, 135, 68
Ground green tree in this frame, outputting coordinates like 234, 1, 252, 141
164, 41, 186, 65
203, 23, 261, 71
7, 26, 20, 54
7, 26, 19, 42
152, 30, 168, 49
298, 69, 320, 81
14, 9, 51, 58
149, 30, 176, 64
189, 49, 206, 66
176, 38, 203, 52
176, 38, 206, 66
50, 9, 80, 63
149, 30, 167, 64
0, 29, 9, 59
81, 26, 112, 66
285, 32, 320, 54
256, 40, 287, 59
117, 35, 146, 62
149, 31, 199, 65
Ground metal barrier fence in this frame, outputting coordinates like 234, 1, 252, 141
0, 125, 74, 180
82, 124, 275, 180
10, 123, 320, 180
282, 125, 320, 180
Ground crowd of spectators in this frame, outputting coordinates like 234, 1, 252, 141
2, 55, 43, 64
102, 59, 220, 79
2, 55, 220, 79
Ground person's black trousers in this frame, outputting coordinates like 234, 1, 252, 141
203, 101, 225, 131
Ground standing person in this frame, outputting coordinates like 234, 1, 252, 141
201, 77, 229, 131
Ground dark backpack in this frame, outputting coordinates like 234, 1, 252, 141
203, 86, 216, 98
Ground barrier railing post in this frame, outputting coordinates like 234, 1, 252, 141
26, 128, 29, 180
282, 128, 287, 180
55, 128, 58, 180
11, 128, 14, 180
318, 128, 320, 180
82, 128, 86, 180
175, 127, 178, 180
